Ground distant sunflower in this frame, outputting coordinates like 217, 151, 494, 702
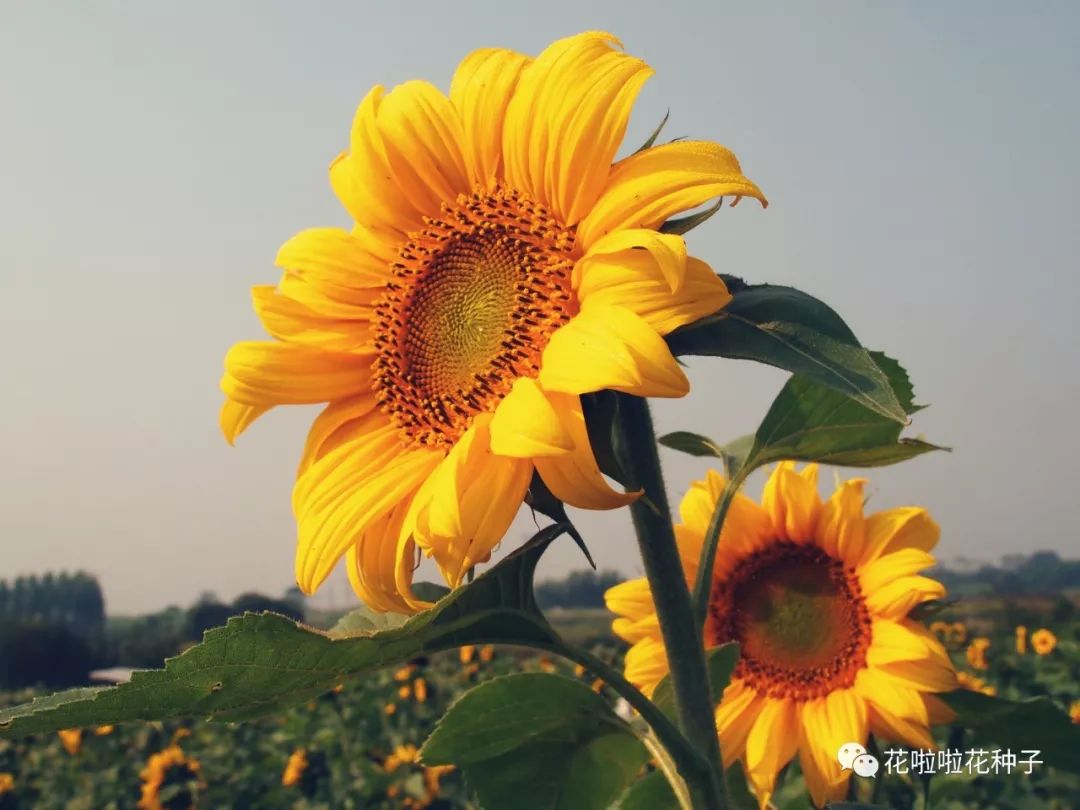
606, 463, 956, 808
1031, 628, 1057, 656
220, 31, 766, 613
282, 748, 308, 788
0, 773, 12, 795
137, 745, 202, 810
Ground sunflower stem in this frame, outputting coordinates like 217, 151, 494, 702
690, 473, 748, 630
613, 393, 728, 810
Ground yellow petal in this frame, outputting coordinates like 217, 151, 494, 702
797, 690, 866, 809
715, 680, 763, 769
377, 80, 470, 215
855, 668, 929, 727
220, 399, 270, 445
860, 548, 937, 593
623, 636, 670, 697
294, 428, 441, 594
503, 32, 652, 223
410, 416, 532, 587
345, 502, 416, 614
252, 286, 375, 354
489, 377, 574, 457
817, 478, 867, 561
604, 578, 654, 622
859, 507, 940, 566
450, 47, 531, 189
577, 252, 731, 336
538, 303, 688, 397
220, 341, 370, 406
744, 698, 799, 809
533, 392, 639, 509
275, 227, 387, 289
760, 462, 822, 543
579, 140, 768, 248
576, 228, 687, 292
864, 575, 946, 619
677, 469, 727, 534
332, 87, 423, 235
867, 619, 950, 667
296, 395, 380, 477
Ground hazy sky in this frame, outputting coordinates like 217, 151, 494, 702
3, 2, 1078, 615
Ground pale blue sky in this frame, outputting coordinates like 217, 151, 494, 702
2, 2, 1078, 614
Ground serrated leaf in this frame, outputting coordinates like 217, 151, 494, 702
741, 352, 945, 472
651, 644, 739, 723
422, 673, 648, 810
666, 283, 907, 424
940, 690, 1080, 773
0, 524, 569, 737
616, 769, 680, 810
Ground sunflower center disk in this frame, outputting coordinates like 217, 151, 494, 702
707, 542, 871, 700
373, 188, 576, 448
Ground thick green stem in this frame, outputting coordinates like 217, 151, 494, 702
613, 394, 727, 809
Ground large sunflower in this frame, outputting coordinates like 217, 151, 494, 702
605, 463, 957, 808
219, 32, 766, 613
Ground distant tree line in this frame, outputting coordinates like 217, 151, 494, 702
535, 570, 626, 609
932, 551, 1080, 598
0, 573, 305, 688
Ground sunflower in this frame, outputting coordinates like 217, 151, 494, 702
605, 463, 957, 808
137, 745, 202, 810
219, 31, 766, 613
1031, 628, 1057, 656
0, 774, 12, 795
1015, 624, 1028, 655
956, 671, 996, 697
966, 637, 990, 670
1070, 700, 1080, 725
57, 728, 81, 755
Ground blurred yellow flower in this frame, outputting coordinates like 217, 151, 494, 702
949, 622, 967, 645
57, 729, 82, 755
282, 748, 308, 788
397, 684, 412, 700
0, 773, 13, 795
384, 702, 397, 716
606, 464, 955, 809
538, 655, 556, 673
1070, 700, 1080, 725
414, 677, 428, 703
1015, 625, 1028, 655
966, 638, 990, 670
94, 725, 115, 736
459, 645, 476, 664
219, 32, 766, 614
393, 665, 415, 682
384, 744, 420, 774
424, 764, 456, 800
479, 645, 495, 663
957, 671, 996, 697
138, 745, 202, 810
1032, 628, 1057, 656
929, 620, 949, 637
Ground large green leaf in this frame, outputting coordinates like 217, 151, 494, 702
422, 673, 649, 810
666, 280, 907, 424
0, 525, 569, 737
940, 690, 1080, 773
616, 770, 680, 810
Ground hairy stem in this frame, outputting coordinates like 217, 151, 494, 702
612, 393, 727, 809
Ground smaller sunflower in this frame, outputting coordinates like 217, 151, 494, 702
1015, 625, 1028, 655
1070, 700, 1080, 725
384, 744, 420, 774
413, 677, 428, 703
966, 637, 990, 670
0, 773, 12, 795
957, 671, 996, 697
138, 745, 202, 810
606, 463, 956, 808
1031, 628, 1057, 656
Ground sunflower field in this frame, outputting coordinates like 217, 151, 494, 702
1, 605, 1078, 810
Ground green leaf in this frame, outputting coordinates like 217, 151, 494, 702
940, 690, 1080, 773
422, 673, 649, 810
651, 643, 739, 723
666, 282, 907, 424
739, 352, 945, 473
525, 471, 595, 569
658, 431, 754, 480
0, 525, 569, 737
659, 198, 725, 236
616, 769, 680, 810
